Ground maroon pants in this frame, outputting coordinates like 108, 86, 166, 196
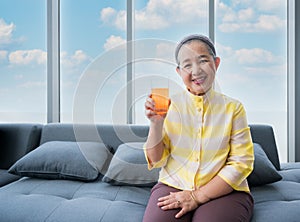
143, 183, 254, 222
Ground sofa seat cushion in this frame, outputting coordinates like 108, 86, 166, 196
0, 170, 20, 187
0, 177, 151, 222
251, 163, 300, 221
251, 180, 300, 221
279, 163, 300, 183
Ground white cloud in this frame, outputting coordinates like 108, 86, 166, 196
114, 11, 127, 30
100, 7, 117, 23
235, 48, 282, 65
134, 10, 168, 30
60, 50, 91, 68
217, 0, 286, 33
9, 49, 46, 65
9, 49, 91, 68
215, 42, 235, 58
102, 0, 285, 33
253, 15, 285, 31
100, 7, 126, 30
19, 81, 45, 89
103, 35, 126, 51
218, 6, 254, 22
219, 14, 285, 33
0, 18, 15, 45
255, 0, 284, 11
228, 0, 284, 11
72, 50, 90, 63
238, 8, 254, 21
216, 43, 284, 72
100, 0, 207, 30
0, 50, 7, 60
218, 2, 233, 21
145, 0, 207, 23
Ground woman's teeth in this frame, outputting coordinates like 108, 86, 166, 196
193, 77, 206, 84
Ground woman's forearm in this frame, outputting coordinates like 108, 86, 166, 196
145, 122, 165, 164
193, 175, 233, 204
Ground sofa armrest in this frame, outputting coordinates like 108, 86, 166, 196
0, 123, 42, 169
249, 124, 280, 170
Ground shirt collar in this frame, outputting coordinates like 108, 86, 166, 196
186, 88, 215, 106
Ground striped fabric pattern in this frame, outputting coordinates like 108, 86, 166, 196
146, 89, 254, 192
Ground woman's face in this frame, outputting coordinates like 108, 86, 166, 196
176, 40, 220, 95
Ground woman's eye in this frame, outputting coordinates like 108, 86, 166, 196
183, 64, 191, 69
199, 59, 208, 64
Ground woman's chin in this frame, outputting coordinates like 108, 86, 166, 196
189, 89, 205, 96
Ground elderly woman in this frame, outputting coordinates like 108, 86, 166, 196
143, 34, 254, 222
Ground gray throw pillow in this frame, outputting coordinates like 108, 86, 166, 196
247, 143, 282, 187
102, 142, 159, 187
8, 141, 112, 181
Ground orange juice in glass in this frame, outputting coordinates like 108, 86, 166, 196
151, 88, 169, 115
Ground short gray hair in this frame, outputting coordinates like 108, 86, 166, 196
175, 34, 216, 65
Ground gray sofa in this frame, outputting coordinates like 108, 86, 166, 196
0, 123, 299, 222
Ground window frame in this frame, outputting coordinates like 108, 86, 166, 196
47, 0, 296, 161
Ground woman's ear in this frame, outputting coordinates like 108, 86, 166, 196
176, 66, 181, 76
214, 57, 221, 70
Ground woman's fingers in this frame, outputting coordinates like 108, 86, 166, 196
157, 193, 180, 210
157, 191, 199, 219
145, 97, 155, 110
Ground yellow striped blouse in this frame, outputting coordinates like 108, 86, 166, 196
145, 89, 254, 192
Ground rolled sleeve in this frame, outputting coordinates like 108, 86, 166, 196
144, 130, 170, 170
218, 103, 254, 191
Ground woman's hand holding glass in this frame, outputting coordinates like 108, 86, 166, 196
145, 95, 170, 123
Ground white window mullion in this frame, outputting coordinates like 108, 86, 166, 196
127, 0, 134, 124
288, 0, 295, 162
47, 0, 60, 123
208, 0, 215, 43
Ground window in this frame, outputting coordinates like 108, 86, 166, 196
216, 0, 287, 161
60, 0, 126, 124
0, 0, 47, 123
0, 0, 289, 162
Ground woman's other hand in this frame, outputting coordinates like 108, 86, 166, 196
157, 190, 199, 219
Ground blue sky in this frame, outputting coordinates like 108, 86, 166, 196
0, 0, 287, 160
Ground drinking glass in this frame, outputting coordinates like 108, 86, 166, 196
151, 88, 169, 115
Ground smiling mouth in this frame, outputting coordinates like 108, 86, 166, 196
192, 76, 206, 85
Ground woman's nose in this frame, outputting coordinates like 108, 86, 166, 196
191, 64, 201, 76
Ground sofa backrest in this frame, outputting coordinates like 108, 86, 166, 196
0, 123, 42, 169
39, 123, 149, 153
249, 124, 280, 170
39, 123, 280, 169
